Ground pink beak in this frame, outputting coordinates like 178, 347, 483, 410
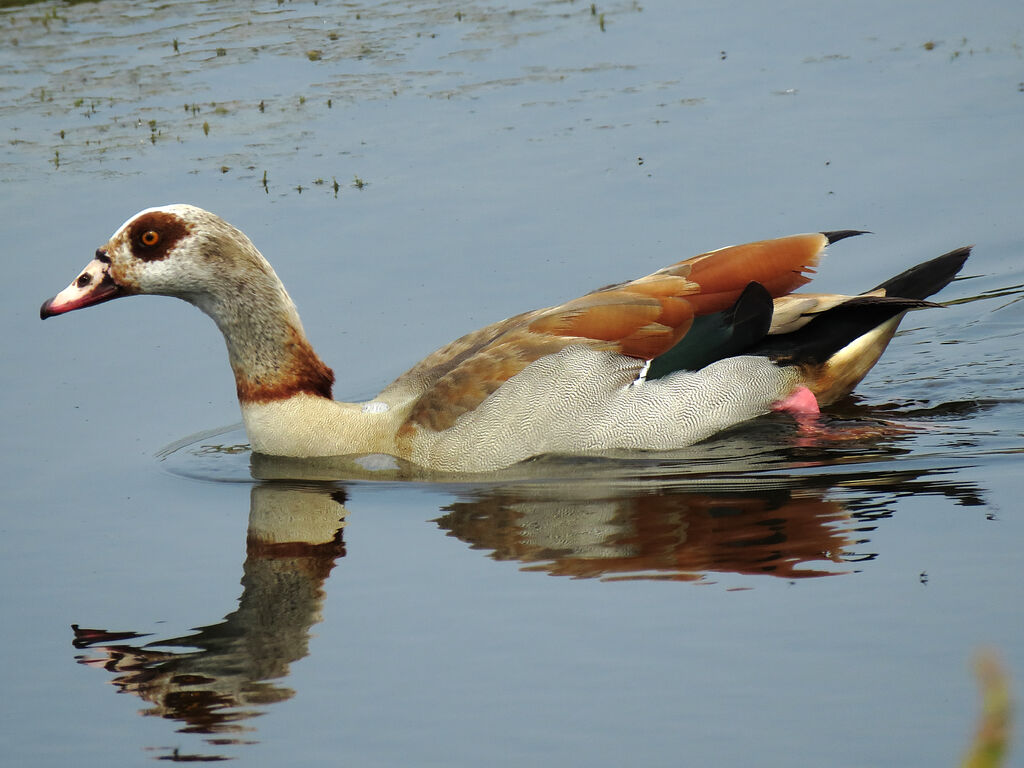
40, 253, 127, 319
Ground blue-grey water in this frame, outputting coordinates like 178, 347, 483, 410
2, 1, 1023, 765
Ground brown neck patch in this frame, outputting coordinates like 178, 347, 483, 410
235, 327, 335, 404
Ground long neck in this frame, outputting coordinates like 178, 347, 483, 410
189, 259, 335, 405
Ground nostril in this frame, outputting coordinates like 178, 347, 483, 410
76, 273, 92, 288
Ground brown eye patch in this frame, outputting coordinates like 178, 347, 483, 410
127, 211, 192, 261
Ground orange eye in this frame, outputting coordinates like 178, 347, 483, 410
140, 230, 160, 247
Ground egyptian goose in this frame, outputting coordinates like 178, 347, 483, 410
40, 205, 970, 472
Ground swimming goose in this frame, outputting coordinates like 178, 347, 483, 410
41, 205, 970, 472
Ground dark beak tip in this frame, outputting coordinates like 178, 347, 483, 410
40, 298, 54, 320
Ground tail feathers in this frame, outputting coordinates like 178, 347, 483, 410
647, 282, 773, 379
751, 296, 935, 367
752, 296, 937, 405
648, 241, 971, 401
759, 244, 971, 404
870, 245, 972, 299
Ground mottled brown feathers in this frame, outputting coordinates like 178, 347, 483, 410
125, 211, 193, 261
235, 326, 335, 403
402, 331, 615, 433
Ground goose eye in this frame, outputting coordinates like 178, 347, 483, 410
140, 230, 160, 247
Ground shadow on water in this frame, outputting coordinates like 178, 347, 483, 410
74, 411, 994, 760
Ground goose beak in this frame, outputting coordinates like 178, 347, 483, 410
40, 255, 126, 319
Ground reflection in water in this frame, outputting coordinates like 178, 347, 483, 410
438, 486, 852, 581
72, 486, 348, 763
434, 469, 985, 582
71, 464, 985, 760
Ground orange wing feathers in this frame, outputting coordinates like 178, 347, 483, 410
683, 233, 826, 314
527, 284, 696, 355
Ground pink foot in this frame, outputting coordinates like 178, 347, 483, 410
771, 386, 820, 416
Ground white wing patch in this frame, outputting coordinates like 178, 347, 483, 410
631, 359, 652, 388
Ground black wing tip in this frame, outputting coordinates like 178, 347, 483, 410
722, 281, 774, 327
821, 229, 872, 244
938, 244, 974, 264
872, 245, 973, 299
933, 244, 974, 281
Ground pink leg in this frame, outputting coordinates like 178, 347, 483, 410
771, 386, 820, 416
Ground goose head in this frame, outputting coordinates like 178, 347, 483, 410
41, 204, 333, 403
40, 204, 290, 322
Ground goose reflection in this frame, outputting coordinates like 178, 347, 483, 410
433, 468, 983, 582
437, 485, 851, 581
72, 486, 348, 762
71, 455, 984, 760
